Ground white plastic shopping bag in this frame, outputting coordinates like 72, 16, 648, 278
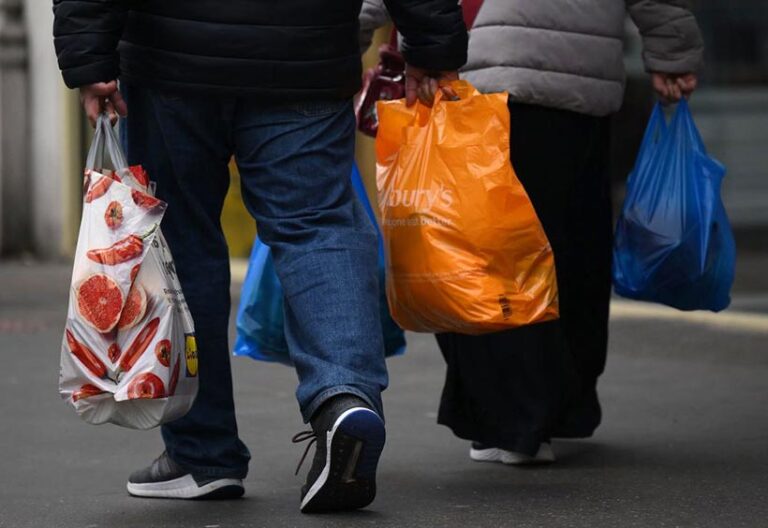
59, 114, 198, 429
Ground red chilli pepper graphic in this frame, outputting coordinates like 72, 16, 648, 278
107, 343, 121, 363
83, 170, 92, 195
87, 234, 143, 266
73, 383, 106, 402
66, 329, 107, 378
169, 356, 181, 396
131, 189, 163, 210
118, 317, 160, 373
84, 176, 113, 203
129, 165, 150, 188
105, 169, 122, 183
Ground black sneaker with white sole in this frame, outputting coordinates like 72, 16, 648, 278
127, 452, 244, 500
293, 395, 386, 513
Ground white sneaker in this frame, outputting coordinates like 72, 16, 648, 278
127, 452, 244, 499
469, 442, 555, 466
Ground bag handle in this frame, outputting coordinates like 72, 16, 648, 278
388, 26, 398, 48
432, 85, 460, 106
671, 99, 707, 154
634, 104, 667, 166
403, 80, 478, 128
85, 113, 129, 172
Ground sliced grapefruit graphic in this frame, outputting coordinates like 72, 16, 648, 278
75, 273, 124, 333
117, 283, 148, 330
169, 356, 181, 396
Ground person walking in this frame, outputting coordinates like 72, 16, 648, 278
53, 0, 467, 512
361, 0, 703, 464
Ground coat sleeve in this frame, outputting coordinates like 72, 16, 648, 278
382, 0, 467, 71
360, 0, 392, 55
626, 0, 704, 74
53, 0, 128, 88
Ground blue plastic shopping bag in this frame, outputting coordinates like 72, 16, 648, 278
234, 164, 406, 365
612, 100, 735, 312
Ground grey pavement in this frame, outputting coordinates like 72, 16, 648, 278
0, 258, 767, 528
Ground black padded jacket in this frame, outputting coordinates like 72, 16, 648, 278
53, 0, 468, 99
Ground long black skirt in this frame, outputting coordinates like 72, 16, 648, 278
436, 102, 613, 456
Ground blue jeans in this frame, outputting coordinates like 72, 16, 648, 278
120, 83, 388, 479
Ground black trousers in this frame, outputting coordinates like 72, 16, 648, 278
436, 102, 613, 455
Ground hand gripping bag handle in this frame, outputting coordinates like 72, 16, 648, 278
427, 80, 477, 106
85, 113, 129, 172
405, 80, 480, 131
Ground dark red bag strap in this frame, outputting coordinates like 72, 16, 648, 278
389, 26, 398, 48
461, 0, 484, 29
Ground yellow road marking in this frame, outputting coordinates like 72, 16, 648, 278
230, 258, 249, 283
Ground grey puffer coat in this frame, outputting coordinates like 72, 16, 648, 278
360, 0, 704, 116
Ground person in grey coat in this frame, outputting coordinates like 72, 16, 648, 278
361, 0, 703, 464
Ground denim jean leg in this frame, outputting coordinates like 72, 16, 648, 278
232, 99, 388, 422
120, 83, 251, 478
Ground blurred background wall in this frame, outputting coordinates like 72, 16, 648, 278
0, 1, 765, 260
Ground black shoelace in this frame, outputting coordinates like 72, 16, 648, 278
291, 430, 317, 476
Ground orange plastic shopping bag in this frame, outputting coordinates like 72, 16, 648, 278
375, 81, 559, 334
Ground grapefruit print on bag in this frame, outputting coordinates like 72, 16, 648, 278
59, 114, 198, 430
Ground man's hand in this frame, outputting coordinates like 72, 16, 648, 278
651, 73, 698, 105
80, 81, 128, 127
405, 66, 460, 107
